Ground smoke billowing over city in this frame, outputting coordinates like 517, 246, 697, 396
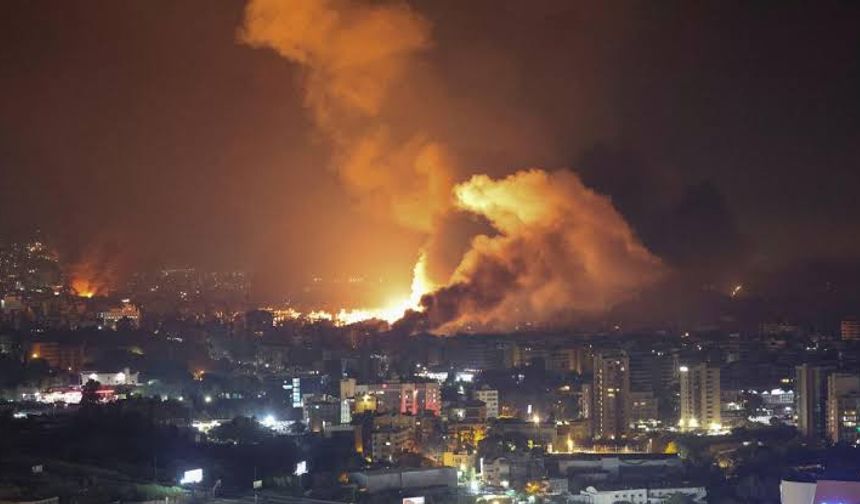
1, 1, 860, 503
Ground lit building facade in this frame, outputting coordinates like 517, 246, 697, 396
841, 318, 860, 341
826, 373, 860, 444
679, 363, 721, 432
355, 382, 441, 416
592, 351, 630, 440
474, 387, 499, 419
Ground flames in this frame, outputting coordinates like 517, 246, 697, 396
64, 238, 121, 299
69, 262, 110, 298
240, 0, 666, 332
71, 278, 98, 298
284, 252, 433, 325
334, 252, 434, 324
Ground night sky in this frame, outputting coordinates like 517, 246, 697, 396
1, 0, 858, 303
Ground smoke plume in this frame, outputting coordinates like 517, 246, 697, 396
239, 0, 454, 232
407, 169, 665, 331
240, 1, 665, 332
67, 243, 120, 298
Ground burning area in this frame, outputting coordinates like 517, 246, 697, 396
240, 0, 665, 332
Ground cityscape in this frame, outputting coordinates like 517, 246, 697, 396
2, 1, 859, 504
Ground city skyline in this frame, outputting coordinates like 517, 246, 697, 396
2, 2, 860, 503
1, 1, 858, 315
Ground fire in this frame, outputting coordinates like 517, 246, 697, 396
240, 2, 666, 332
71, 277, 99, 298
68, 252, 114, 299
334, 252, 433, 325
282, 253, 433, 326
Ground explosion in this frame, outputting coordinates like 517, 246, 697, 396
240, 0, 665, 332
335, 251, 434, 324
409, 169, 665, 332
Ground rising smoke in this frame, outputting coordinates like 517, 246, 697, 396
407, 169, 666, 332
239, 0, 454, 233
240, 0, 665, 332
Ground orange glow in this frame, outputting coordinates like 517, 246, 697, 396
71, 278, 99, 298
241, 2, 665, 333
335, 251, 433, 324
283, 252, 433, 326
68, 258, 111, 298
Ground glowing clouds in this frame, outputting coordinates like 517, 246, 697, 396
239, 1, 666, 332
417, 169, 666, 331
239, 0, 431, 120
239, 0, 454, 233
338, 132, 454, 232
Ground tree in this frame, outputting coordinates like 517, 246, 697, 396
209, 416, 271, 444
81, 379, 101, 406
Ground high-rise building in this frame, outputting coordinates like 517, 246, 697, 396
679, 363, 721, 432
826, 373, 860, 444
592, 351, 630, 440
841, 318, 860, 341
828, 394, 860, 445
474, 387, 499, 419
796, 364, 830, 439
629, 390, 659, 426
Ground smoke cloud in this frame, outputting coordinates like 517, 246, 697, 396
409, 169, 665, 332
240, 1, 665, 331
239, 0, 454, 232
67, 241, 122, 298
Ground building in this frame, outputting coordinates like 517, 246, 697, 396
629, 390, 659, 427
441, 450, 476, 473
446, 336, 513, 370
284, 377, 303, 408
628, 348, 677, 398
98, 300, 141, 330
679, 363, 721, 432
446, 400, 486, 423
781, 479, 860, 504
554, 453, 683, 483
28, 341, 85, 372
304, 396, 342, 432
474, 387, 499, 419
80, 368, 139, 386
592, 351, 630, 440
370, 426, 414, 462
349, 467, 456, 494
513, 344, 585, 374
338, 378, 358, 423
826, 373, 860, 444
445, 421, 488, 450
796, 365, 830, 439
492, 419, 558, 448
571, 483, 706, 503
841, 318, 860, 341
827, 393, 860, 445
355, 381, 441, 416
